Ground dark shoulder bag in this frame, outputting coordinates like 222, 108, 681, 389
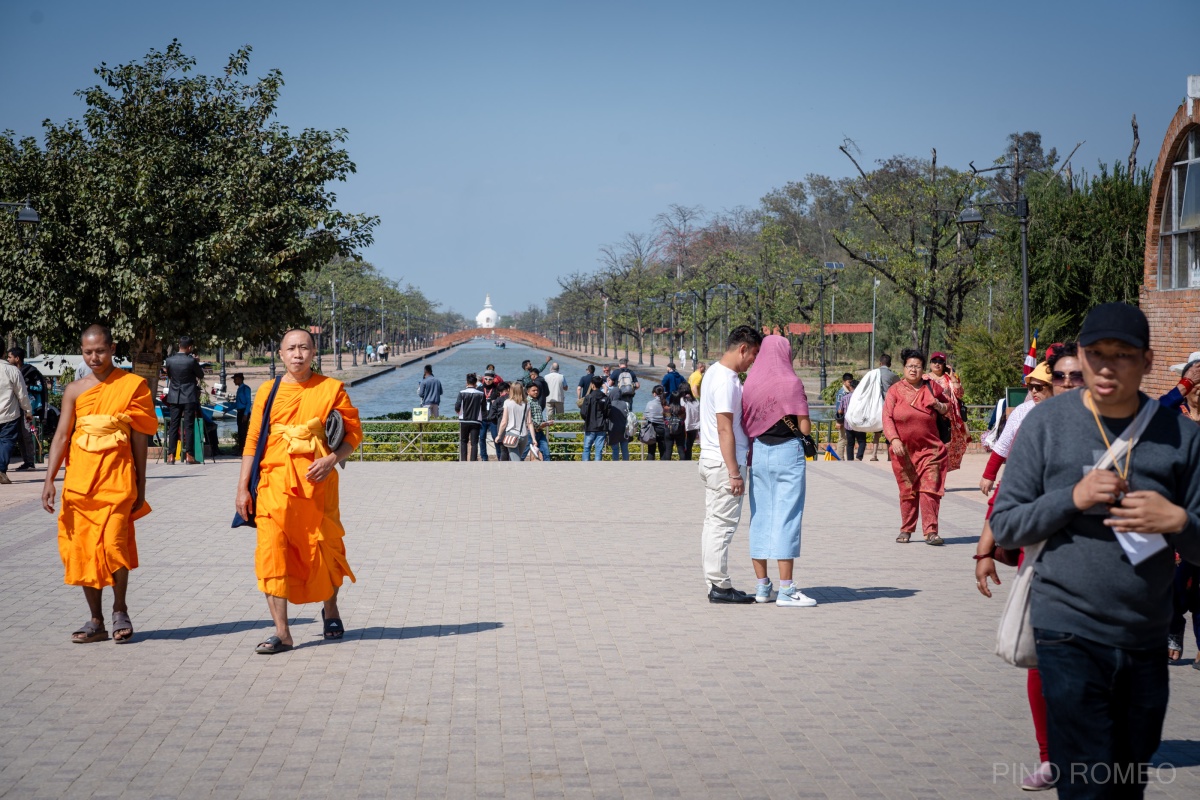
232, 377, 283, 529
924, 381, 952, 444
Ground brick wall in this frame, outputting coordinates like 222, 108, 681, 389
1140, 99, 1200, 397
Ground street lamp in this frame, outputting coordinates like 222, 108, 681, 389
871, 278, 881, 365
674, 291, 698, 362
793, 262, 844, 392
957, 196, 1029, 353
0, 198, 39, 226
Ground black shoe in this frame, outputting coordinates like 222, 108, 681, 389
708, 585, 756, 604
14, 464, 35, 471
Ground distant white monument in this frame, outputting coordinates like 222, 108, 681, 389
475, 294, 499, 329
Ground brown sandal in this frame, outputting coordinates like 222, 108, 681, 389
924, 534, 945, 546
72, 620, 109, 643
896, 533, 912, 543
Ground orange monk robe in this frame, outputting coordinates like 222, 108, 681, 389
244, 375, 363, 604
58, 370, 158, 588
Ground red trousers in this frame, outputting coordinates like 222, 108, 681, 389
899, 490, 942, 535
1028, 668, 1050, 763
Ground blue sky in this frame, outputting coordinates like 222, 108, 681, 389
2, 1, 1195, 319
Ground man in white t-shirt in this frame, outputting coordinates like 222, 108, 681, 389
698, 325, 763, 603
678, 348, 688, 371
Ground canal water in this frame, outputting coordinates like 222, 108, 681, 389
347, 340, 599, 419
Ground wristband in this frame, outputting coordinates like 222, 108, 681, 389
972, 553, 994, 561
1179, 378, 1195, 396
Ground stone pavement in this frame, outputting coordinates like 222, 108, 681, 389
2, 459, 1198, 799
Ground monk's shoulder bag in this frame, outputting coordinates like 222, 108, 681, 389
231, 377, 283, 529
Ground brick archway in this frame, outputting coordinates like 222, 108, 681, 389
432, 328, 554, 349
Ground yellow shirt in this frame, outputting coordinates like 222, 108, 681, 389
687, 369, 704, 398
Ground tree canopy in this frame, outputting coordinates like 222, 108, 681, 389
0, 41, 377, 364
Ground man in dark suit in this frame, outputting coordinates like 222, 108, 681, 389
163, 336, 204, 464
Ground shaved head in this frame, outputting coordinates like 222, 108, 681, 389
81, 324, 114, 345
281, 328, 317, 347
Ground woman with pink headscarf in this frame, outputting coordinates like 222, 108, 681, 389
741, 335, 817, 607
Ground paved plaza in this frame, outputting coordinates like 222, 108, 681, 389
2, 457, 1199, 799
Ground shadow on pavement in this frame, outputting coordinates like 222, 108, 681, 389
1153, 739, 1200, 768
936, 536, 978, 546
805, 586, 918, 604
140, 618, 314, 640
348, 622, 505, 640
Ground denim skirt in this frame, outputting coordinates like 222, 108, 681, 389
748, 437, 807, 559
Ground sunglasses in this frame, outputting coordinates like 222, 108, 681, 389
1028, 382, 1051, 393
1051, 371, 1084, 386
930, 359, 946, 364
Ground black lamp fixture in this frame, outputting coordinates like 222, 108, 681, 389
2, 197, 40, 226
956, 195, 1031, 353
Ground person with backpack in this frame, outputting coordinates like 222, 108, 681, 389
612, 358, 639, 401
664, 395, 687, 460
661, 362, 686, 399
680, 386, 700, 460
579, 376, 610, 461
641, 385, 668, 459
605, 385, 633, 461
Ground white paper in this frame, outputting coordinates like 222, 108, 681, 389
1116, 531, 1169, 566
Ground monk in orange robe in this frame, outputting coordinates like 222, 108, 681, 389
42, 325, 158, 643
236, 329, 362, 654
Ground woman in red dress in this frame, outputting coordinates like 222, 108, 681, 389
925, 351, 968, 472
882, 349, 952, 545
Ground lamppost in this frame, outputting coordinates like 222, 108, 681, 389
330, 281, 342, 371
379, 298, 385, 356
601, 295, 609, 358
674, 291, 698, 362
957, 196, 1030, 353
793, 262, 844, 393
871, 278, 881, 365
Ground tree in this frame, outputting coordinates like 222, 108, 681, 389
989, 163, 1150, 335
0, 41, 377, 392
834, 145, 988, 352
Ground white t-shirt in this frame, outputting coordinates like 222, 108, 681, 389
544, 372, 566, 402
699, 362, 747, 464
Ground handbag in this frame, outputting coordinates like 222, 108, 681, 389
994, 399, 1159, 667
638, 419, 657, 444
501, 404, 527, 448
231, 377, 283, 529
781, 414, 817, 458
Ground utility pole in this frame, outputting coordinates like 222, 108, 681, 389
871, 278, 880, 366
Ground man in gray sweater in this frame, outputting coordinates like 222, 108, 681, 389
992, 303, 1200, 796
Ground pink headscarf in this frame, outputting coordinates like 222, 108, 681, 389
741, 335, 810, 439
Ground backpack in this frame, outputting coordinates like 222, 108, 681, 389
617, 370, 635, 397
665, 408, 684, 437
639, 419, 658, 444
624, 406, 638, 439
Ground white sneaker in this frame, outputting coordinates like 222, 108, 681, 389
776, 585, 817, 607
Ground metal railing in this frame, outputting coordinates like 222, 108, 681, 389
354, 405, 998, 462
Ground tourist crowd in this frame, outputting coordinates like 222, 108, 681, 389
14, 298, 1200, 798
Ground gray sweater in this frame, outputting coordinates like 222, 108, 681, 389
991, 391, 1200, 650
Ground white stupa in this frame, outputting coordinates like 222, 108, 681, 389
475, 294, 499, 329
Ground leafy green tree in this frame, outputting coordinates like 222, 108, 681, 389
987, 164, 1150, 334
0, 41, 377, 391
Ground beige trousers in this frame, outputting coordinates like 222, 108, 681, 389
699, 457, 747, 590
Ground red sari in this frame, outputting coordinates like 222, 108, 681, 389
926, 371, 967, 471
882, 379, 949, 535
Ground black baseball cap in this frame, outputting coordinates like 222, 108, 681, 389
1078, 302, 1150, 349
